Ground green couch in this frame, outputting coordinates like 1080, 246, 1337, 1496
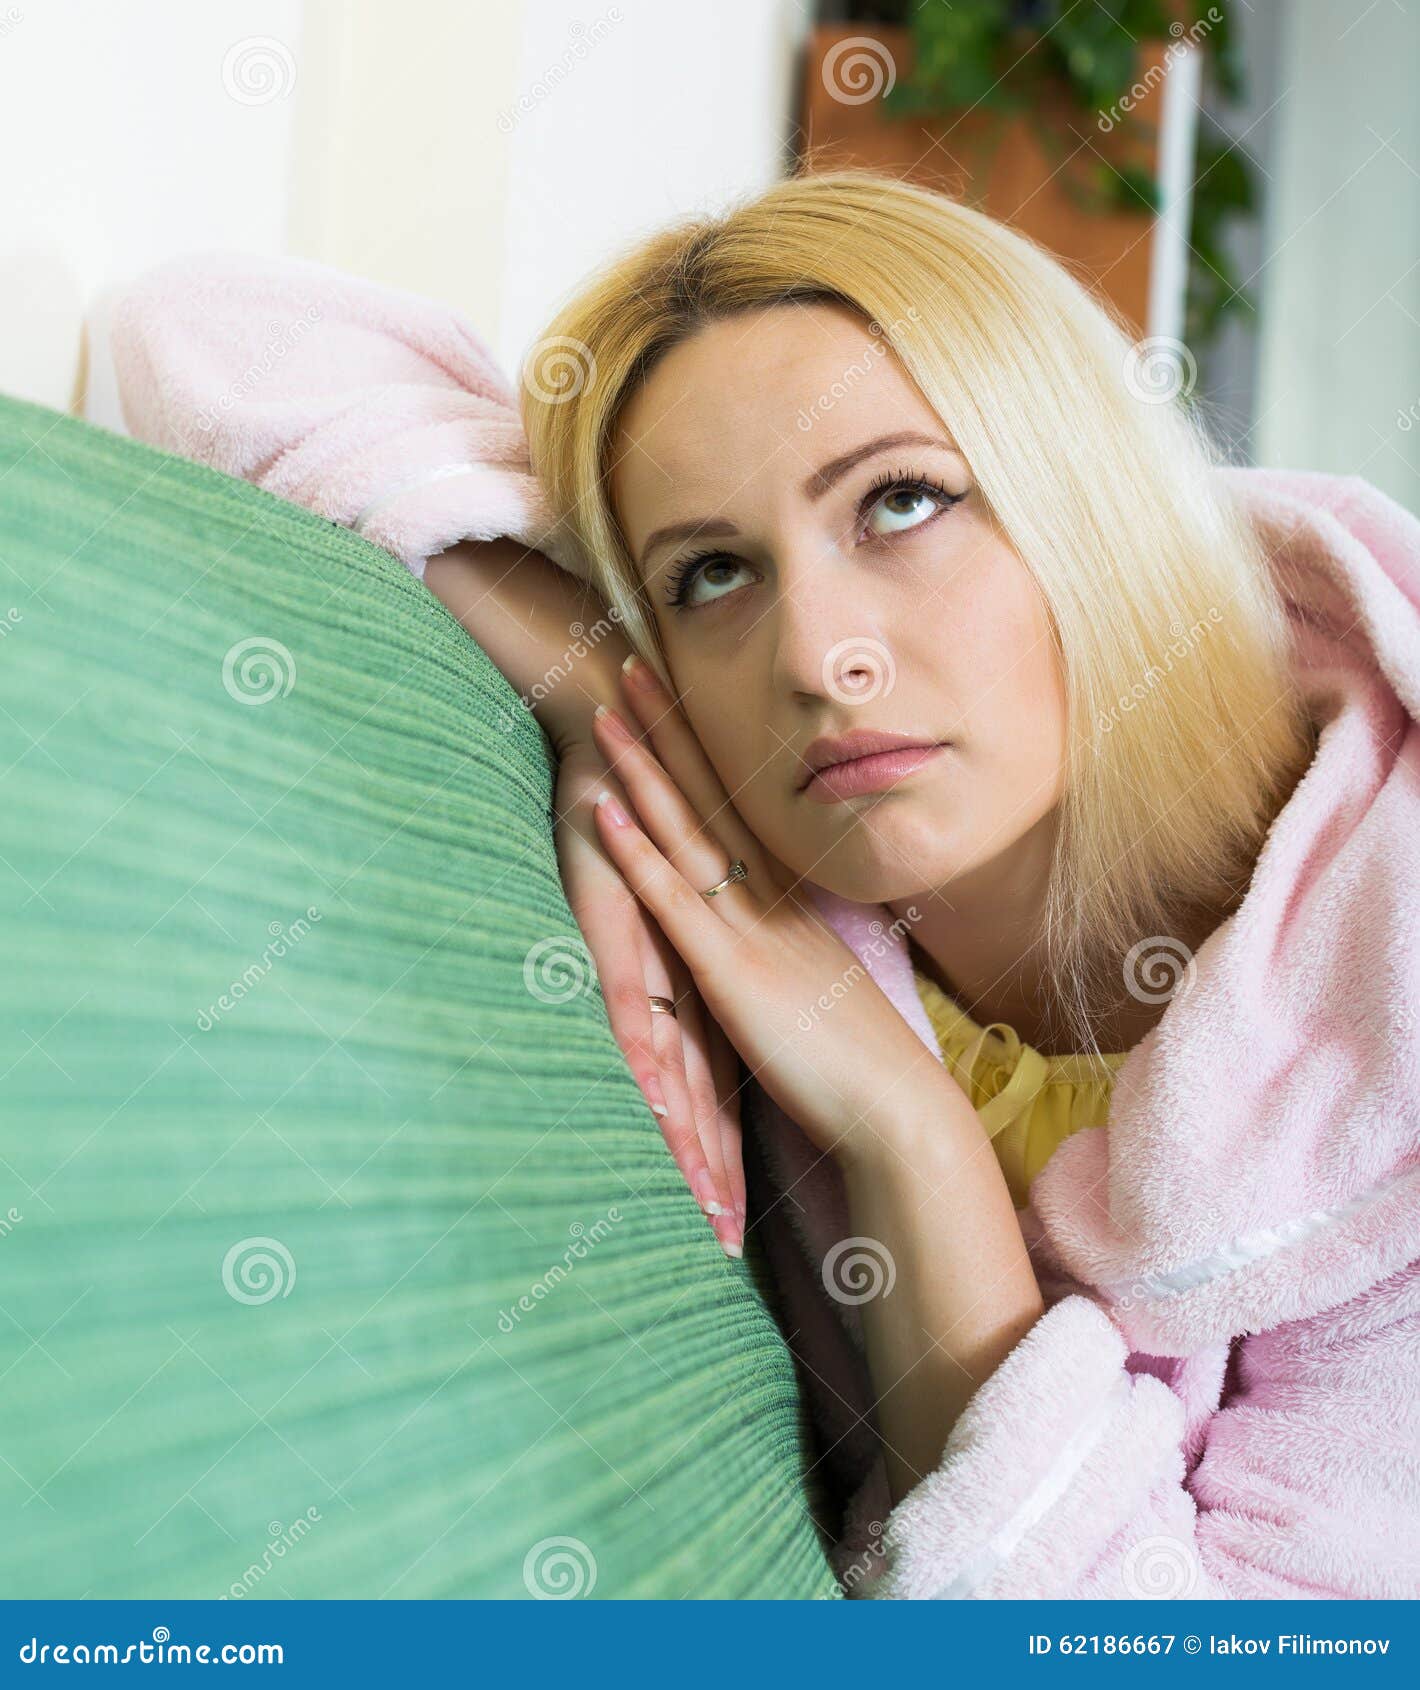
0, 394, 838, 1599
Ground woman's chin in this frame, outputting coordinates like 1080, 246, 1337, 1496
780, 836, 946, 908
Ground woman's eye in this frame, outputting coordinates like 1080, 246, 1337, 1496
865, 485, 942, 538
670, 555, 752, 610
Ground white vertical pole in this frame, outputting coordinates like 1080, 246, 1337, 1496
1148, 41, 1203, 345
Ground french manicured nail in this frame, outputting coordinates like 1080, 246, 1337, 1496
642, 1073, 669, 1119
621, 652, 657, 691
593, 703, 631, 738
692, 1168, 728, 1216
594, 788, 631, 827
716, 1218, 743, 1261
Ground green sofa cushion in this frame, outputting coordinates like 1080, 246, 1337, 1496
0, 394, 837, 1600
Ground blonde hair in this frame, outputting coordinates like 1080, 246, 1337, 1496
522, 168, 1315, 1054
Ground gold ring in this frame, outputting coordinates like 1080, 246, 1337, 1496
700, 858, 748, 899
648, 995, 678, 1018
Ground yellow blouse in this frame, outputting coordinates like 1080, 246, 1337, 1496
911, 966, 1131, 1210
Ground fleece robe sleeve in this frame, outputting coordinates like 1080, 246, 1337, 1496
108, 249, 581, 581
854, 1264, 1420, 1600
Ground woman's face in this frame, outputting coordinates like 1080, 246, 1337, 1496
608, 300, 1067, 907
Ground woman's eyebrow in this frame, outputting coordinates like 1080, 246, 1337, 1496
802, 430, 956, 500
637, 429, 955, 570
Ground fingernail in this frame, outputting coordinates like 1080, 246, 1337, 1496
594, 788, 631, 827
692, 1167, 728, 1216
642, 1073, 669, 1119
593, 703, 630, 738
712, 1210, 744, 1260
621, 653, 657, 691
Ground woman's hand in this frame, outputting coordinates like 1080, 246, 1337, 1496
554, 737, 747, 1257
589, 656, 1046, 1492
421, 540, 746, 1253
588, 656, 955, 1170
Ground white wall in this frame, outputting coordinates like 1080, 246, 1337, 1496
1255, 0, 1420, 511
0, 0, 806, 433
0, 0, 300, 423
496, 0, 804, 379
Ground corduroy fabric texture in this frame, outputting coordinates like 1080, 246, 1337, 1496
0, 394, 836, 1600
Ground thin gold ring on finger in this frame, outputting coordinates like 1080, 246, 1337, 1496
647, 995, 679, 1018
700, 858, 748, 899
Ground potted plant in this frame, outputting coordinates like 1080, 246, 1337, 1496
798, 0, 1254, 349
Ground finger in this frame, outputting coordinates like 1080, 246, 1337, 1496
556, 768, 723, 1219
706, 1012, 748, 1233
565, 858, 675, 1122
659, 950, 741, 1252
591, 785, 737, 965
617, 655, 775, 880
591, 704, 746, 915
638, 923, 732, 1221
647, 928, 730, 1199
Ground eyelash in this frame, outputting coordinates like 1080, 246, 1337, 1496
662, 467, 966, 612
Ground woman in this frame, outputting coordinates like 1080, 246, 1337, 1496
112, 170, 1420, 1599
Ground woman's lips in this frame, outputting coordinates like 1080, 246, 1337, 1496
802, 743, 948, 803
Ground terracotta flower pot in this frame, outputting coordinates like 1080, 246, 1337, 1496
798, 23, 1187, 338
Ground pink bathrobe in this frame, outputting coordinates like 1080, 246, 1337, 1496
110, 252, 1420, 1601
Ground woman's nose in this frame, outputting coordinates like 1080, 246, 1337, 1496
767, 566, 897, 706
